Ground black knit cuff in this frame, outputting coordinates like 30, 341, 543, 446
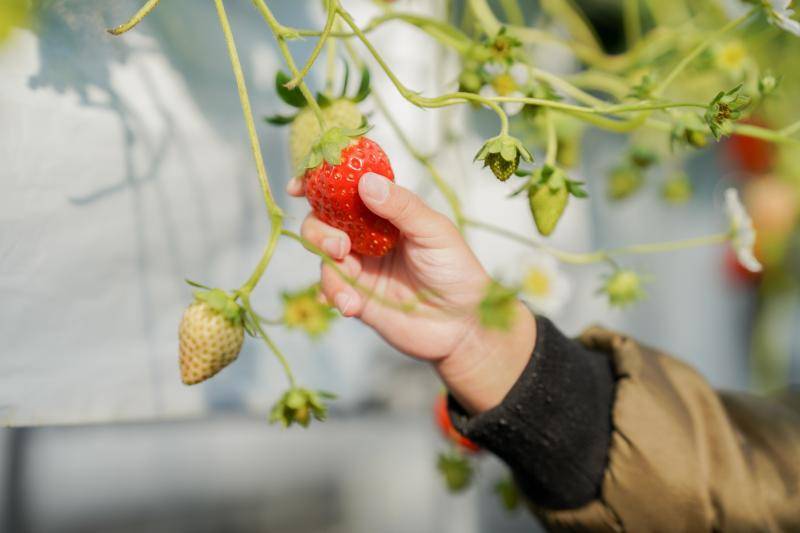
448, 316, 614, 510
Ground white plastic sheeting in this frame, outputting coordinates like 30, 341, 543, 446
0, 1, 751, 427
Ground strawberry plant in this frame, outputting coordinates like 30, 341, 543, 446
104, 0, 800, 427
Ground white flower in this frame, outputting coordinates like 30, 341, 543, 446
506, 253, 572, 317
724, 188, 763, 272
761, 0, 800, 36
479, 63, 529, 116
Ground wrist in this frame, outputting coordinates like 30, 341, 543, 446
434, 301, 537, 414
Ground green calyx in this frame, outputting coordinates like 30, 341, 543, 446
474, 134, 533, 181
517, 164, 587, 236
705, 84, 751, 140
193, 288, 245, 326
437, 451, 474, 493
478, 279, 518, 330
600, 269, 647, 307
304, 124, 370, 170
269, 387, 337, 428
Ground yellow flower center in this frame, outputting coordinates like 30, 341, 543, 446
717, 41, 747, 71
285, 297, 326, 334
523, 268, 551, 298
492, 74, 518, 97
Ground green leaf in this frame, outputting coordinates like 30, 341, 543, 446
185, 279, 211, 290
478, 280, 518, 330
317, 91, 332, 108
264, 113, 296, 126
339, 60, 351, 98
353, 65, 371, 103
275, 70, 307, 108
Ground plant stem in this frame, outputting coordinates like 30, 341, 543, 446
107, 0, 161, 35
623, 0, 641, 48
286, 0, 337, 90
335, 3, 510, 133
240, 294, 297, 388
214, 0, 284, 296
371, 90, 465, 229
544, 110, 558, 166
280, 230, 421, 312
464, 218, 730, 264
499, 0, 525, 26
252, 0, 326, 127
654, 11, 752, 96
780, 119, 800, 137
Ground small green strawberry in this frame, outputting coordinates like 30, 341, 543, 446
474, 134, 533, 181
607, 165, 644, 200
600, 269, 647, 307
523, 165, 587, 236
178, 289, 245, 385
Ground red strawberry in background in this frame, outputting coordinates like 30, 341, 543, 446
303, 131, 399, 257
434, 392, 481, 453
725, 118, 774, 176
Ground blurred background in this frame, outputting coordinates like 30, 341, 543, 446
1, 0, 798, 531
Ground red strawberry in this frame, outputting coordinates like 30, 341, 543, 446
434, 392, 481, 454
725, 118, 774, 176
304, 135, 399, 256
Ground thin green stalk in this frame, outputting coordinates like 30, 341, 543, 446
538, 0, 602, 50
499, 0, 525, 25
240, 294, 296, 387
531, 68, 609, 108
371, 90, 465, 228
335, 3, 510, 132
280, 230, 422, 313
252, 0, 326, 127
654, 11, 752, 96
214, 0, 284, 296
780, 119, 800, 137
107, 0, 161, 35
286, 0, 337, 90
464, 218, 731, 265
623, 0, 641, 48
544, 110, 558, 166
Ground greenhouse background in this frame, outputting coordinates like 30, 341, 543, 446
1, 0, 798, 531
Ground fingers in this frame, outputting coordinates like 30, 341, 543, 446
358, 172, 456, 243
286, 177, 304, 197
320, 255, 363, 317
300, 214, 364, 315
300, 214, 351, 260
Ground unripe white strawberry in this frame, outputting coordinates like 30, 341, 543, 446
289, 99, 363, 173
178, 290, 245, 385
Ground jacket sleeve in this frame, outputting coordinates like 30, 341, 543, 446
449, 318, 800, 532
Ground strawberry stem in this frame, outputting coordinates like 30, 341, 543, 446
240, 294, 297, 388
464, 218, 731, 265
252, 0, 327, 129
285, 0, 337, 91
107, 0, 161, 35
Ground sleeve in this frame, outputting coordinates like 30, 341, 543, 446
449, 319, 800, 532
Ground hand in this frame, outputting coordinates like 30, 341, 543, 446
289, 172, 536, 413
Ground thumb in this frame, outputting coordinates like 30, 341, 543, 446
358, 172, 453, 242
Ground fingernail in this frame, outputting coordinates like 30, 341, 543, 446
334, 292, 352, 315
360, 172, 389, 203
322, 237, 344, 258
285, 177, 297, 193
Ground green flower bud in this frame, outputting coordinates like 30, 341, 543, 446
607, 165, 644, 201
662, 173, 693, 204
601, 270, 646, 307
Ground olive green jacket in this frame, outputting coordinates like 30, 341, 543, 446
535, 327, 800, 532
